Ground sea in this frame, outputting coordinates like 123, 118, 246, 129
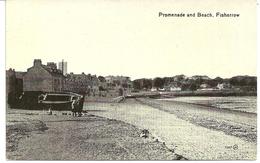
159, 96, 257, 114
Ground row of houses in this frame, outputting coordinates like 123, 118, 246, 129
64, 72, 100, 94
6, 59, 133, 104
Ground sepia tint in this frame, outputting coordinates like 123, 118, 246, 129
5, 0, 257, 160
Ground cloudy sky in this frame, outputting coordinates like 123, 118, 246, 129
6, 0, 256, 79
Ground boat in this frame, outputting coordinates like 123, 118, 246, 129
38, 92, 83, 111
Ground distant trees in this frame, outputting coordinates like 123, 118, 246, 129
180, 79, 199, 91
98, 76, 106, 82
229, 76, 257, 91
98, 86, 105, 91
189, 82, 199, 91
153, 77, 164, 89
214, 77, 224, 83
133, 79, 152, 90
133, 80, 141, 90
143, 79, 153, 89
204, 77, 224, 87
229, 76, 256, 87
132, 75, 257, 92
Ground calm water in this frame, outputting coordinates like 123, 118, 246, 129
160, 96, 257, 114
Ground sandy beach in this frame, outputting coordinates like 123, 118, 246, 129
6, 96, 256, 160
85, 98, 257, 160
139, 98, 257, 143
6, 108, 182, 160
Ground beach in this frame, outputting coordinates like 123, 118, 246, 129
6, 108, 182, 160
86, 98, 257, 160
6, 96, 257, 160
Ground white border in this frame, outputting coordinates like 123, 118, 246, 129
0, 0, 6, 161
0, 0, 259, 162
256, 0, 260, 161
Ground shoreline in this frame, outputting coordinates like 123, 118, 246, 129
136, 98, 257, 143
85, 99, 256, 160
6, 96, 257, 160
157, 97, 257, 115
130, 90, 257, 99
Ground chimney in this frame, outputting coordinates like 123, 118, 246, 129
47, 62, 57, 69
34, 59, 42, 67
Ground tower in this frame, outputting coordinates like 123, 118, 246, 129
58, 59, 67, 75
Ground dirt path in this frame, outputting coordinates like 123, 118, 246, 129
85, 99, 256, 160
6, 109, 179, 160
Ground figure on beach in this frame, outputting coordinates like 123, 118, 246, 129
71, 98, 77, 117
77, 96, 84, 116
71, 96, 84, 117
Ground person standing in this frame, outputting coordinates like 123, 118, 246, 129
78, 96, 85, 116
71, 99, 77, 117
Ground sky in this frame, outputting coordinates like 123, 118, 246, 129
6, 0, 257, 80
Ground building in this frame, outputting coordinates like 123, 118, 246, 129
199, 83, 211, 89
58, 60, 67, 75
47, 62, 57, 69
6, 69, 16, 97
163, 81, 182, 92
104, 75, 132, 96
164, 86, 182, 92
151, 87, 157, 92
6, 69, 25, 107
64, 72, 100, 95
23, 59, 64, 92
189, 75, 211, 80
15, 71, 25, 95
217, 83, 231, 90
105, 75, 132, 90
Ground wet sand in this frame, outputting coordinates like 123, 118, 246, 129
138, 98, 257, 142
85, 98, 257, 160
